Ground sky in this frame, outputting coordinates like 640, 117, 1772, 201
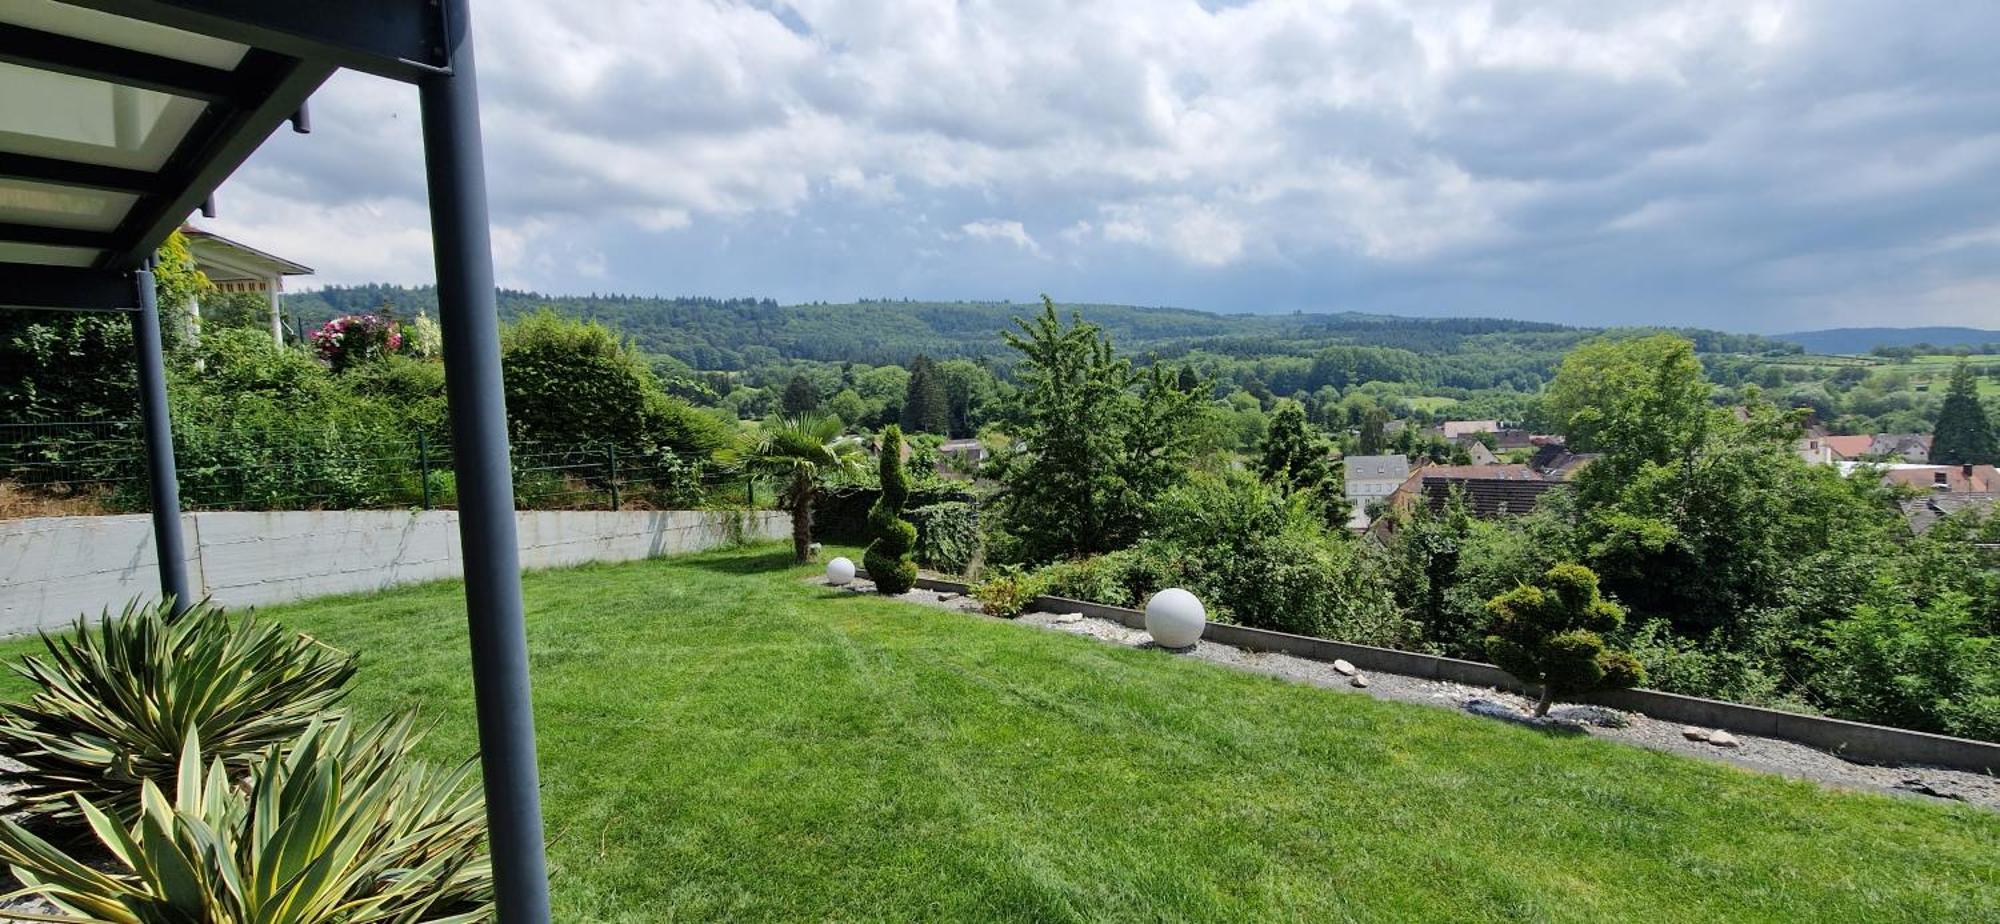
204, 0, 2000, 333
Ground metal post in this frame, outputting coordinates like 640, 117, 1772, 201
131, 264, 191, 616
606, 444, 620, 511
419, 0, 552, 919
418, 432, 433, 510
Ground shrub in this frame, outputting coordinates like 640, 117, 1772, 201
1034, 548, 1182, 610
972, 567, 1043, 619
909, 501, 981, 575
864, 426, 919, 594
1811, 592, 2000, 740
1484, 564, 1646, 716
0, 716, 491, 922
0, 599, 356, 819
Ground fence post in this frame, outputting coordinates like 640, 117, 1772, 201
606, 444, 620, 511
418, 433, 433, 510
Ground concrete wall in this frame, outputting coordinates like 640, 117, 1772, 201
0, 509, 788, 635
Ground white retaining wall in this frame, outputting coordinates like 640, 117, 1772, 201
0, 509, 789, 635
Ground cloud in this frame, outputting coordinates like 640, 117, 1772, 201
958, 219, 1041, 255
202, 0, 2000, 331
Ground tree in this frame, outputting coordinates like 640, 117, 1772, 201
1544, 334, 1710, 466
1930, 361, 1997, 465
864, 425, 919, 594
1255, 400, 1345, 525
1357, 406, 1389, 455
781, 374, 820, 416
729, 415, 861, 562
901, 354, 950, 434
993, 297, 1207, 562
1484, 563, 1645, 716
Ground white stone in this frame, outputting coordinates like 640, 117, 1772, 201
1144, 588, 1206, 649
1350, 675, 1370, 689
825, 557, 856, 586
1051, 612, 1084, 624
1681, 726, 1707, 741
1707, 730, 1741, 748
1332, 659, 1357, 676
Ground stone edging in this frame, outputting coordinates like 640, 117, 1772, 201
890, 573, 2000, 775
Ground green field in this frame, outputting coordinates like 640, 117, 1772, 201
2, 546, 1995, 921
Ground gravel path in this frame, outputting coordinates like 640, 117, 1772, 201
836, 579, 2000, 810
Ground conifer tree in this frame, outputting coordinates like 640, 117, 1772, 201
1930, 361, 1997, 465
865, 425, 919, 594
781, 374, 819, 416
901, 355, 950, 435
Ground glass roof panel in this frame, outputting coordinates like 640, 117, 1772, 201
0, 240, 100, 267
0, 62, 208, 170
0, 178, 138, 231
0, 0, 248, 69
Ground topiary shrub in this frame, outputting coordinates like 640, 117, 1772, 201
864, 426, 919, 594
1484, 563, 1646, 716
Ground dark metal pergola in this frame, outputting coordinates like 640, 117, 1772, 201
0, 1, 550, 919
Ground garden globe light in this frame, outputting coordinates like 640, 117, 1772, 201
1145, 588, 1206, 649
826, 557, 856, 586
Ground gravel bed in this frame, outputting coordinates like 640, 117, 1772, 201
833, 578, 1999, 810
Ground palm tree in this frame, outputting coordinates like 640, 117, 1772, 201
727, 415, 862, 562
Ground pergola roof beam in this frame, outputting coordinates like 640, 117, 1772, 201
0, 261, 137, 311
0, 151, 164, 195
0, 221, 113, 249
0, 22, 241, 102
57, 0, 449, 82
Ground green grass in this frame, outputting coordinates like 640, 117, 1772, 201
2, 545, 1995, 921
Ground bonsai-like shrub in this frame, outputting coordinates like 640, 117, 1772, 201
0, 715, 491, 922
864, 425, 919, 594
0, 599, 356, 819
1484, 563, 1646, 716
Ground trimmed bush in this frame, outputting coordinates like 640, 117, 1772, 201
1484, 563, 1646, 716
0, 599, 356, 819
864, 426, 919, 594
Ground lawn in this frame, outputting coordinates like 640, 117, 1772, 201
2, 545, 1996, 921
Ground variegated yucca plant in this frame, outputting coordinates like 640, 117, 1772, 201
0, 715, 493, 923
0, 599, 356, 819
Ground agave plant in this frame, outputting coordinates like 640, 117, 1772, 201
0, 598, 356, 819
0, 715, 492, 923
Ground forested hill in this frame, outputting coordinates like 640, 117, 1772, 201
1776, 326, 2000, 354
286, 284, 1784, 370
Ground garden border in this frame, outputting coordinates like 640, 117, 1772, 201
895, 574, 2000, 775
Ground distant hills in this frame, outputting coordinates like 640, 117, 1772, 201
1777, 327, 2000, 355
286, 285, 1785, 370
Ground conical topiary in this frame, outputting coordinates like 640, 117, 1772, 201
865, 425, 919, 595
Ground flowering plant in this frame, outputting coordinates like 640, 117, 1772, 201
311, 314, 404, 371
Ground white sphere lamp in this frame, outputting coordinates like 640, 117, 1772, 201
825, 556, 856, 586
1145, 588, 1206, 649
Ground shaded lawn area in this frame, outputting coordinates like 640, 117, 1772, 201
2, 545, 1995, 921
